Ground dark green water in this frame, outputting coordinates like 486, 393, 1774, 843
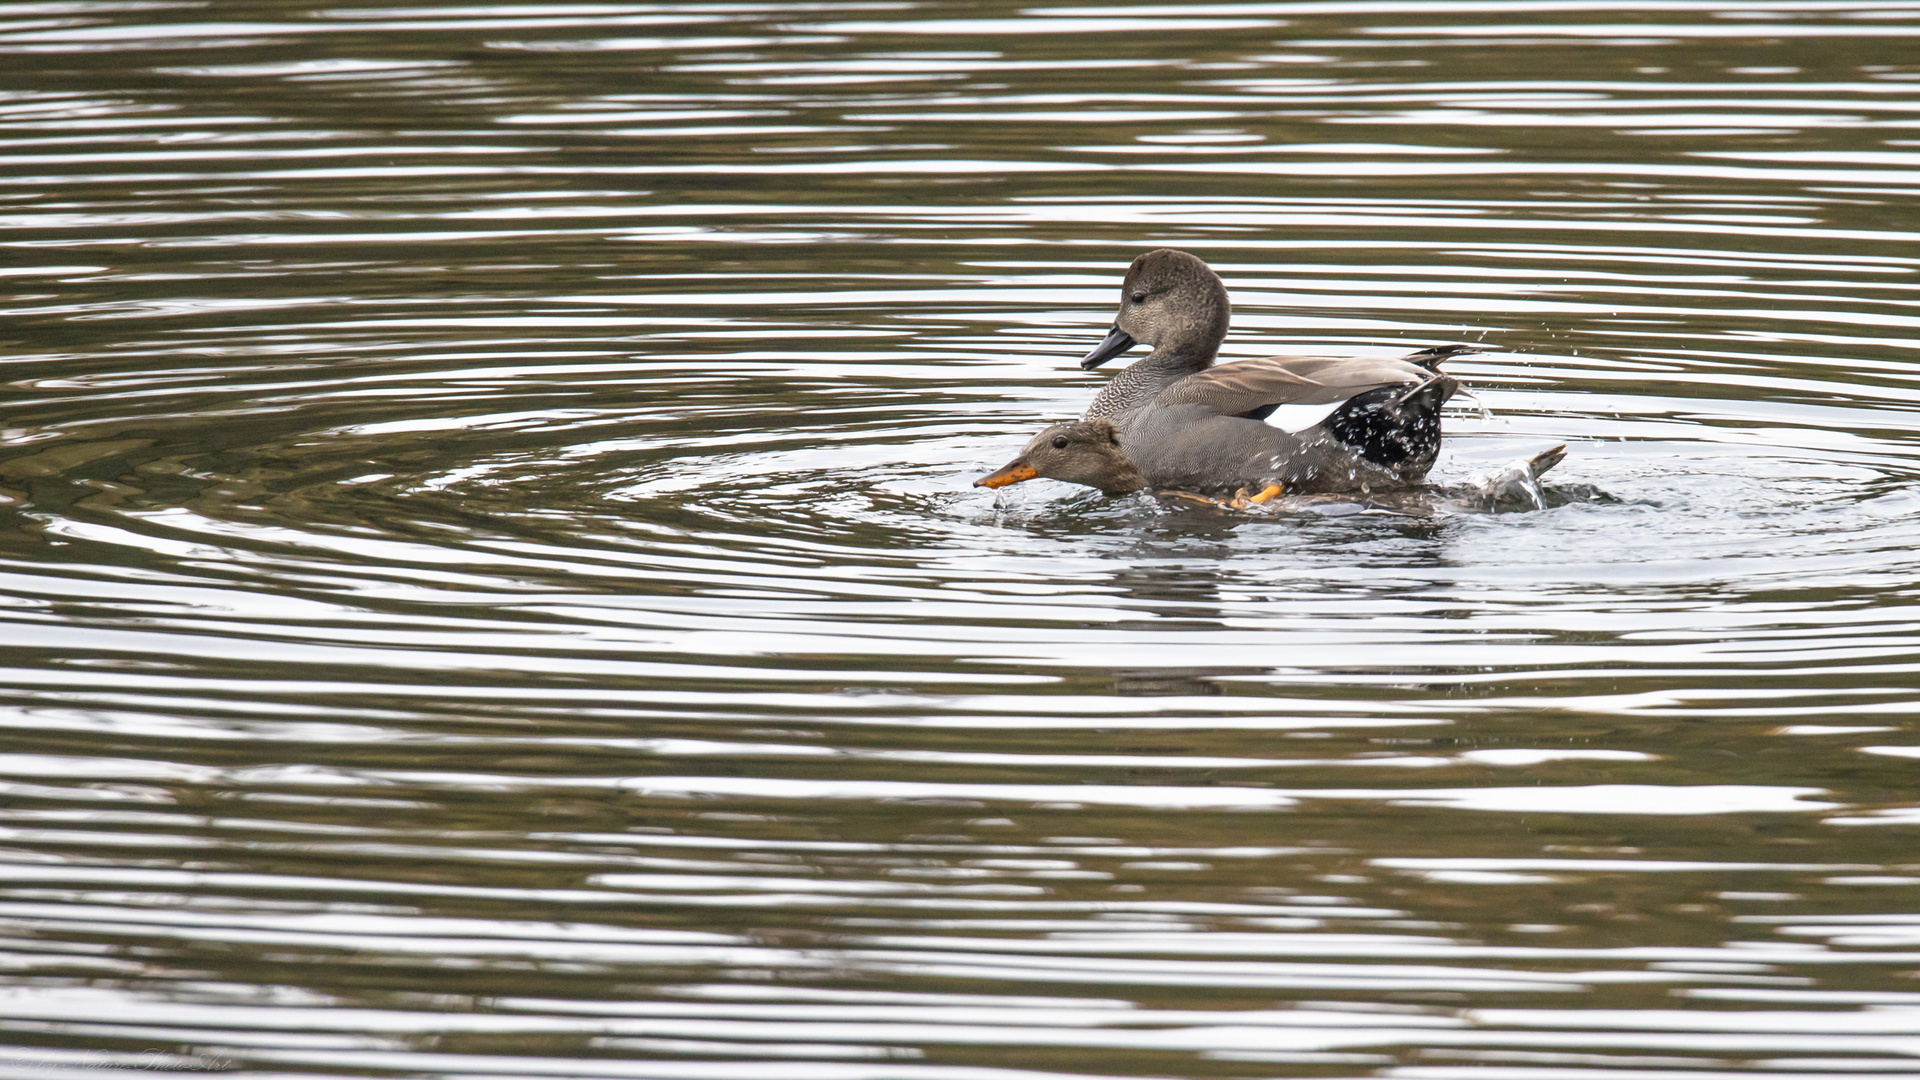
3, 1, 1920, 1076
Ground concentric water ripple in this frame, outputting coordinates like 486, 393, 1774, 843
2, 1, 1920, 1077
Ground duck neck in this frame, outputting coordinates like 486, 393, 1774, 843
1144, 338, 1218, 373
1105, 467, 1150, 495
1084, 345, 1216, 419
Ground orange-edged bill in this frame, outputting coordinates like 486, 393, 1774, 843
974, 458, 1038, 489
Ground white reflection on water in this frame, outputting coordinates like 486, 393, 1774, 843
578, 776, 1839, 815
2, 0, 1920, 1077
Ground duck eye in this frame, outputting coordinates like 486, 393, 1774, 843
1051, 435, 1070, 449
1129, 291, 1147, 304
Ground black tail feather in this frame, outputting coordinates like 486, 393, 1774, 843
1397, 343, 1480, 371
1323, 376, 1457, 470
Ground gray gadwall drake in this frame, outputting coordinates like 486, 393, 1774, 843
976, 419, 1568, 514
1073, 249, 1471, 494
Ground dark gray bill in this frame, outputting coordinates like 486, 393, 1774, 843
1079, 324, 1137, 370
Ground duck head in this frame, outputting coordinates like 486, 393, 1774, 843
1080, 249, 1232, 370
974, 419, 1148, 496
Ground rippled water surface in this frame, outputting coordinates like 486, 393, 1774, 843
5, 1, 1920, 1076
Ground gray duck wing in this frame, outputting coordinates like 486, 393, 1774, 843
1157, 353, 1445, 416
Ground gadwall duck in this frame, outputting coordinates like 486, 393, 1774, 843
976, 419, 1568, 513
1072, 249, 1470, 494
975, 419, 1152, 498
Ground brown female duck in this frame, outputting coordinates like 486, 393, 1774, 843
975, 418, 1568, 513
975, 419, 1151, 497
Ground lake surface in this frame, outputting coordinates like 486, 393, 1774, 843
4, 1, 1920, 1076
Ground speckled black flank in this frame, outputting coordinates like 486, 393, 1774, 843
1323, 383, 1446, 468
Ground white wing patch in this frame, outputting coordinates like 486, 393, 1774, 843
1262, 402, 1341, 434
